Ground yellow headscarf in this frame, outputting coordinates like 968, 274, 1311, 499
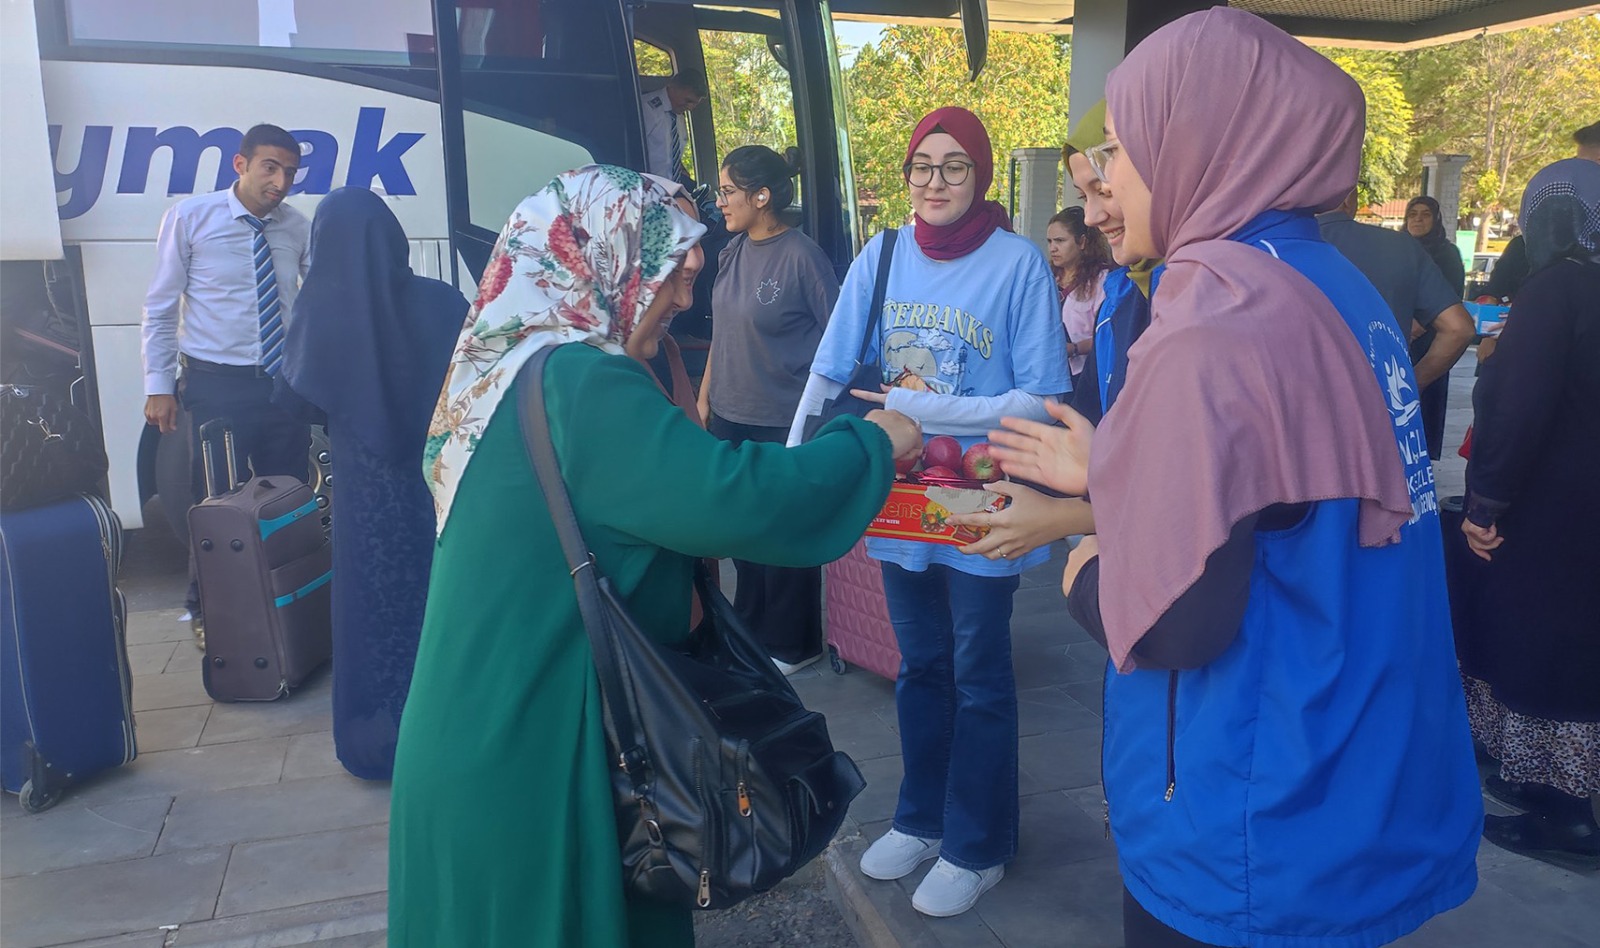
1063, 99, 1160, 298
1063, 100, 1107, 157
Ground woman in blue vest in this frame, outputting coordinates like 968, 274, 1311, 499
994, 10, 1482, 946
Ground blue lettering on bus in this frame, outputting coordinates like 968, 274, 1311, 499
50, 107, 423, 220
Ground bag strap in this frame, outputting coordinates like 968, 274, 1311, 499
515, 347, 652, 787
852, 228, 897, 366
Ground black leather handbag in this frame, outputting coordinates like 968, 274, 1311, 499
0, 383, 108, 511
516, 348, 865, 910
800, 228, 897, 442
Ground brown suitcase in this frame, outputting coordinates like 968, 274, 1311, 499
189, 420, 331, 701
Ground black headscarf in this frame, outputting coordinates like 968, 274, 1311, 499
1519, 157, 1600, 273
279, 188, 470, 464
1405, 195, 1449, 250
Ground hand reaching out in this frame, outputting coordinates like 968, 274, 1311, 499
948, 483, 1094, 561
864, 409, 923, 465
987, 399, 1094, 497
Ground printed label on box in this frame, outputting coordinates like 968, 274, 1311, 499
866, 482, 1010, 546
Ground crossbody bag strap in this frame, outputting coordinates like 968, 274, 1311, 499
515, 347, 651, 785
852, 228, 897, 366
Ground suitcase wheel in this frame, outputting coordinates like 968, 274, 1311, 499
18, 779, 61, 814
828, 644, 847, 676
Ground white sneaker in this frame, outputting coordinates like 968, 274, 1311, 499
911, 859, 1004, 917
860, 828, 940, 880
772, 654, 821, 676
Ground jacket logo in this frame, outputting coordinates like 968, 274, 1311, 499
1383, 355, 1419, 429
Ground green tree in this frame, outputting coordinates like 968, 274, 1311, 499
1321, 50, 1414, 207
1399, 17, 1600, 245
700, 30, 798, 161
842, 26, 1072, 231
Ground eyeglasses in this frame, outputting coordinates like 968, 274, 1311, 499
1084, 139, 1121, 183
904, 160, 975, 188
715, 185, 741, 203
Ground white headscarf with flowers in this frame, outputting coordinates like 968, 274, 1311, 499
426, 165, 705, 534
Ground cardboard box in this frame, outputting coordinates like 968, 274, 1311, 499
866, 481, 1011, 547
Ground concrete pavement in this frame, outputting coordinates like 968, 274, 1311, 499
4, 361, 1596, 947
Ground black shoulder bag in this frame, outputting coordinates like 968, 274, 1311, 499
0, 384, 108, 511
800, 228, 897, 442
516, 348, 865, 910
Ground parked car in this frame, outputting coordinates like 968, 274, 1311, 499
1465, 251, 1500, 300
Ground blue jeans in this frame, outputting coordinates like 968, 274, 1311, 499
880, 562, 1020, 870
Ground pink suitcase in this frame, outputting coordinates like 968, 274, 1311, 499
824, 541, 900, 680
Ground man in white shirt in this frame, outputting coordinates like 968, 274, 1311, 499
640, 69, 707, 185
141, 123, 312, 637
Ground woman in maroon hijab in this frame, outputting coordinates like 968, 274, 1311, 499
791, 106, 1069, 918
993, 9, 1480, 947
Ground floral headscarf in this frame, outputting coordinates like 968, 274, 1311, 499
426, 165, 705, 534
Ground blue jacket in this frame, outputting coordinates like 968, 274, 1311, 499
1104, 212, 1481, 948
1093, 265, 1159, 416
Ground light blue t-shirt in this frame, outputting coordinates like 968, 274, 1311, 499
811, 226, 1070, 576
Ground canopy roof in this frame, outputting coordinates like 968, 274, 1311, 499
835, 0, 1600, 47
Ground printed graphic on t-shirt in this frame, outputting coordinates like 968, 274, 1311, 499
878, 297, 997, 396
756, 278, 781, 305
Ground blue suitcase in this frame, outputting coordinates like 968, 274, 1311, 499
0, 493, 135, 812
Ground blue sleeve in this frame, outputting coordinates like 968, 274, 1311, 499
807, 233, 883, 384
1008, 251, 1073, 395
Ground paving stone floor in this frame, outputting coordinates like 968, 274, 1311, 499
804, 367, 1600, 948
4, 361, 1596, 948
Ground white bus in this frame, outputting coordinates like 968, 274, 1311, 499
3, 0, 975, 533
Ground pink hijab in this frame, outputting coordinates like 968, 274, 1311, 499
1092, 8, 1413, 672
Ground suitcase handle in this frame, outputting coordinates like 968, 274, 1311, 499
196, 419, 241, 498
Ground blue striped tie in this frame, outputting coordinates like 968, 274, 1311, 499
244, 215, 284, 376
669, 114, 682, 169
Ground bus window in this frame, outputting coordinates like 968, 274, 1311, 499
453, 0, 615, 68
699, 29, 801, 224
435, 0, 635, 276
62, 0, 437, 63
634, 40, 673, 77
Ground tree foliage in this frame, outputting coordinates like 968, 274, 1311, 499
1395, 16, 1600, 236
842, 26, 1072, 230
1321, 50, 1413, 207
700, 30, 799, 159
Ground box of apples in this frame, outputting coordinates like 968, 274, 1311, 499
866, 435, 1010, 546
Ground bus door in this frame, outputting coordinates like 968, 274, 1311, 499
631, 1, 858, 347
431, 0, 638, 285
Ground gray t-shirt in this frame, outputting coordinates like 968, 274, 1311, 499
1317, 211, 1460, 344
709, 228, 840, 428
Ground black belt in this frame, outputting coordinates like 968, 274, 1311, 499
180, 355, 266, 378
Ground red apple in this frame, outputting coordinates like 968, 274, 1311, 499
921, 435, 963, 472
962, 442, 1003, 482
920, 465, 960, 481
894, 454, 918, 477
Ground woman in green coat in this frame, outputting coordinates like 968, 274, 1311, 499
389, 166, 922, 947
